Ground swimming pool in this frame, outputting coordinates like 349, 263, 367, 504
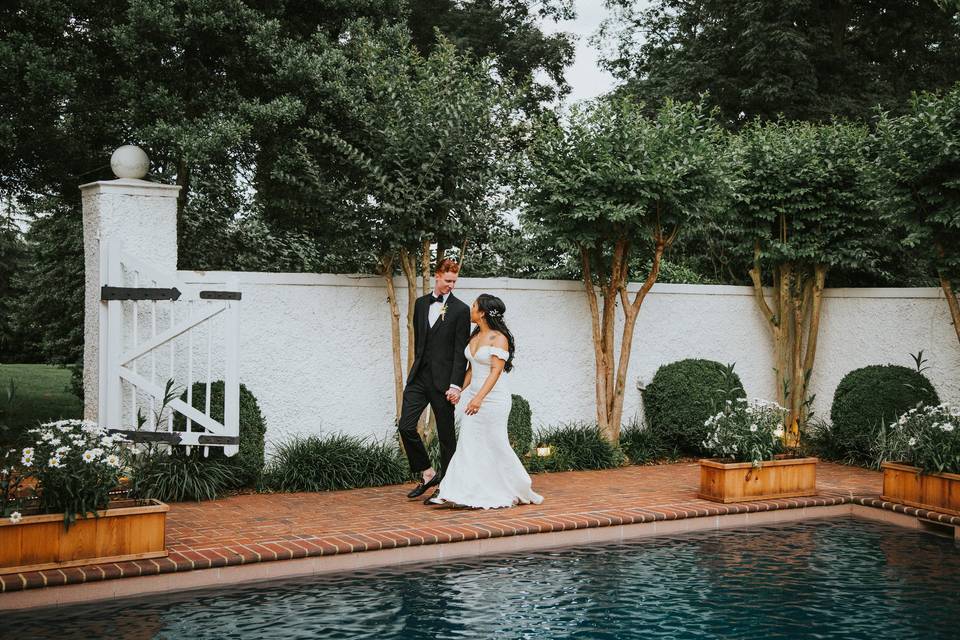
8, 518, 960, 639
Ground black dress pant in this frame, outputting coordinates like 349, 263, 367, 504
397, 367, 457, 475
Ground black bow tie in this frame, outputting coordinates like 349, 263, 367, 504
430, 294, 445, 304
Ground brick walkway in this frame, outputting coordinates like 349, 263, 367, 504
2, 461, 956, 597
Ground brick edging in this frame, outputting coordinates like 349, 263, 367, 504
2, 492, 952, 594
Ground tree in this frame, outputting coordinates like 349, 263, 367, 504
877, 85, 960, 348
285, 25, 516, 418
407, 0, 576, 109
731, 120, 882, 443
524, 98, 726, 441
599, 0, 960, 125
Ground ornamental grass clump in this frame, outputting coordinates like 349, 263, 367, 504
877, 404, 960, 475
18, 420, 127, 528
702, 399, 788, 468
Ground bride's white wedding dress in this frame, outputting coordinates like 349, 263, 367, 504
435, 345, 543, 509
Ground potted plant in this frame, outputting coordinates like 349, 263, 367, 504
698, 398, 818, 503
878, 404, 960, 516
0, 420, 168, 575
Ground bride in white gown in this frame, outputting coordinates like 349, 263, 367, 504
429, 294, 543, 509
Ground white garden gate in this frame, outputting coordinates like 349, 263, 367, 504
99, 240, 241, 456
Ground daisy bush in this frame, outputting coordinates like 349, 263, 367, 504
19, 420, 127, 528
702, 398, 788, 467
878, 404, 960, 475
1, 448, 27, 524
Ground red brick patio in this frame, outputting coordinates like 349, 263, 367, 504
1, 461, 956, 599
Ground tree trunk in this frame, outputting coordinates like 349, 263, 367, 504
749, 249, 828, 448
421, 238, 431, 294
608, 241, 664, 439
380, 254, 403, 420
400, 249, 418, 373
176, 158, 191, 230
580, 246, 610, 434
940, 274, 960, 346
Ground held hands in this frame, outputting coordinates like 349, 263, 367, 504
445, 388, 461, 405
465, 397, 482, 415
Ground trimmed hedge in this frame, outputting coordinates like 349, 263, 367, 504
643, 359, 745, 455
830, 364, 939, 465
508, 394, 533, 457
175, 381, 267, 488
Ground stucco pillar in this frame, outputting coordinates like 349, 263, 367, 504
80, 147, 180, 422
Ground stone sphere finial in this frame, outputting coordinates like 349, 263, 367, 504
110, 145, 150, 179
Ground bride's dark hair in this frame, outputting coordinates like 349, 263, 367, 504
471, 294, 516, 372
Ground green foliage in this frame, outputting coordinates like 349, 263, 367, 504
22, 420, 126, 529
702, 398, 787, 466
11, 212, 84, 375
877, 85, 960, 284
643, 359, 746, 455
876, 404, 960, 475
524, 97, 728, 257
525, 423, 625, 473
264, 434, 409, 492
126, 449, 238, 503
619, 419, 676, 464
600, 0, 960, 124
508, 394, 533, 457
731, 120, 884, 275
174, 381, 267, 488
830, 365, 940, 466
282, 25, 518, 270
0, 364, 82, 448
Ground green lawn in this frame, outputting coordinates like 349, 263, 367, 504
0, 364, 82, 444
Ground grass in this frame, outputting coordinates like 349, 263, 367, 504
0, 364, 82, 444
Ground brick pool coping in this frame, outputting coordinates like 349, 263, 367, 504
1, 462, 955, 600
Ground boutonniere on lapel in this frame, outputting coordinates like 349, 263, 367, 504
439, 303, 449, 322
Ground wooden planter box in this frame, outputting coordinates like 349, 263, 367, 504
881, 462, 960, 516
698, 457, 818, 503
0, 499, 168, 575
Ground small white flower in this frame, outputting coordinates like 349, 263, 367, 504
9, 512, 22, 524
104, 454, 121, 468
908, 438, 917, 446
91, 448, 104, 458
749, 424, 758, 432
773, 428, 784, 438
49, 437, 61, 446
47, 455, 63, 469
55, 445, 71, 454
82, 450, 96, 463
941, 423, 955, 432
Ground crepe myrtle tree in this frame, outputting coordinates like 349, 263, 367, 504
524, 98, 727, 442
294, 25, 515, 418
731, 120, 881, 445
877, 86, 960, 349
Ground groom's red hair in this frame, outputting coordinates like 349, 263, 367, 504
436, 258, 461, 274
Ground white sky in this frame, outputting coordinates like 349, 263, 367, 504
536, 0, 644, 104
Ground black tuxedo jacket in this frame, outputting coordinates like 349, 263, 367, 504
407, 293, 470, 392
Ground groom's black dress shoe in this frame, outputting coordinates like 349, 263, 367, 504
406, 474, 440, 499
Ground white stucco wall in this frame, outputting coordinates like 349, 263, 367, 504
173, 271, 960, 446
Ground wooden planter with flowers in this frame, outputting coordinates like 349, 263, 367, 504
880, 462, 960, 517
0, 499, 168, 575
698, 457, 819, 503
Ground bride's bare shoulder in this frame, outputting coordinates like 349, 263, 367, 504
487, 331, 509, 349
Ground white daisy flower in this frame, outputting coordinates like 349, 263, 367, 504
942, 424, 955, 432
82, 450, 96, 463
9, 511, 22, 524
908, 438, 917, 446
104, 454, 121, 468
48, 456, 64, 468
749, 425, 758, 432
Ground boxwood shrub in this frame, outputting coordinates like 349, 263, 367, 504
642, 359, 745, 455
829, 364, 939, 466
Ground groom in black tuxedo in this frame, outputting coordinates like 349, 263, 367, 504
399, 258, 470, 501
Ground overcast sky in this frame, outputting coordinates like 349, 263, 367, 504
537, 0, 647, 104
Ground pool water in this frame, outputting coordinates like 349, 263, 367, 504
8, 518, 960, 639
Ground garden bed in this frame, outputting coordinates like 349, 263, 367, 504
881, 462, 960, 517
698, 457, 818, 503
0, 498, 168, 575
